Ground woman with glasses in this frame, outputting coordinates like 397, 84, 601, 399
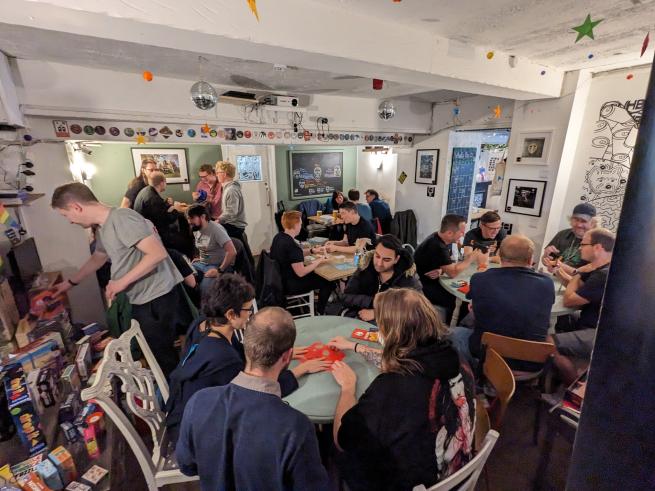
462, 211, 506, 263
166, 274, 329, 441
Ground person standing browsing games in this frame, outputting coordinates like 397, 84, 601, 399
51, 182, 192, 377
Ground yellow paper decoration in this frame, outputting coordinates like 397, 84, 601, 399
136, 135, 146, 144
493, 105, 502, 118
247, 0, 259, 21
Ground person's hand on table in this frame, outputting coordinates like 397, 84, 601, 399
204, 268, 219, 278
331, 361, 357, 393
425, 268, 442, 280
327, 336, 356, 352
293, 346, 308, 359
325, 243, 338, 253
541, 256, 557, 272
554, 264, 572, 284
358, 309, 375, 322
292, 357, 333, 378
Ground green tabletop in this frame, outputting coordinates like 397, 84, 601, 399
283, 315, 380, 423
439, 263, 575, 317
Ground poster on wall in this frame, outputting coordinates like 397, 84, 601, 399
446, 147, 477, 220
236, 155, 263, 182
289, 150, 344, 200
505, 178, 547, 217
516, 131, 552, 165
131, 148, 189, 184
415, 149, 439, 185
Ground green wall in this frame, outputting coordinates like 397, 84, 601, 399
88, 143, 222, 206
274, 145, 358, 210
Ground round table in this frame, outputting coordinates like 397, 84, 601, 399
438, 263, 576, 328
283, 316, 380, 423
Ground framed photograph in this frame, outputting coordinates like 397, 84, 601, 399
516, 131, 552, 165
131, 148, 189, 184
289, 150, 344, 200
415, 149, 439, 184
505, 179, 547, 217
235, 155, 263, 182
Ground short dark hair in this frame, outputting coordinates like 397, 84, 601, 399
198, 164, 215, 175
588, 228, 616, 253
348, 189, 360, 201
365, 189, 379, 199
187, 204, 210, 221
244, 307, 296, 369
51, 182, 98, 209
440, 214, 466, 233
339, 201, 358, 214
480, 211, 501, 224
149, 171, 166, 187
201, 273, 255, 325
377, 234, 403, 256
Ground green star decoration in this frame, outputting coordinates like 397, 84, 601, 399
573, 14, 603, 42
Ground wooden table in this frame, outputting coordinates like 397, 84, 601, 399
308, 214, 344, 226
308, 253, 357, 282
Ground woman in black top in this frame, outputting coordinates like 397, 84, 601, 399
269, 211, 336, 314
328, 288, 476, 490
120, 158, 158, 208
324, 190, 345, 213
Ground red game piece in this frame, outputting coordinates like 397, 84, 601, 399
302, 342, 345, 362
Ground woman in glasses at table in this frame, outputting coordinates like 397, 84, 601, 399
166, 274, 329, 441
462, 211, 506, 263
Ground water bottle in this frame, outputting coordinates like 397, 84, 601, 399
353, 251, 360, 269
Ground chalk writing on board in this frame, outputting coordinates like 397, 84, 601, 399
447, 147, 478, 220
290, 151, 344, 200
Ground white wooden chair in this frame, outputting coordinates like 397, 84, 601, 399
81, 321, 198, 490
234, 299, 258, 343
412, 430, 499, 491
285, 291, 315, 319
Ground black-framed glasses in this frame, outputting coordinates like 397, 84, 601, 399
241, 306, 255, 316
579, 242, 593, 247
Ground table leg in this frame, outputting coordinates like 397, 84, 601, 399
450, 298, 463, 329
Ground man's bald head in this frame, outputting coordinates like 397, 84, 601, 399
243, 307, 296, 369
499, 235, 535, 266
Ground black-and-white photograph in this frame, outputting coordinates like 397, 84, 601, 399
415, 149, 439, 184
427, 186, 435, 197
505, 178, 547, 217
513, 186, 537, 208
522, 138, 545, 159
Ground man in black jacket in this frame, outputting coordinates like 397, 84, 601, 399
338, 234, 422, 322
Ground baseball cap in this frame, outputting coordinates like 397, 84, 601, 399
572, 203, 597, 220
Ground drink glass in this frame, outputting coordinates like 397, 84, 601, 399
316, 210, 322, 217
332, 210, 338, 220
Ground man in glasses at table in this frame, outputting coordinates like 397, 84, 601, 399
462, 211, 506, 263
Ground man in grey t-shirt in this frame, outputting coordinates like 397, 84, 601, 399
187, 205, 237, 293
52, 182, 193, 376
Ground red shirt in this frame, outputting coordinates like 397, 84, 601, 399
196, 180, 222, 220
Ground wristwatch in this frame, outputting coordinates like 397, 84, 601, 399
67, 279, 79, 287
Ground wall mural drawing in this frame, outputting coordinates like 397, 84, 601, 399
580, 99, 644, 231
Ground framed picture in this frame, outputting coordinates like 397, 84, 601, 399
505, 179, 547, 217
289, 150, 344, 200
235, 155, 263, 182
415, 149, 439, 184
516, 131, 553, 165
131, 148, 189, 184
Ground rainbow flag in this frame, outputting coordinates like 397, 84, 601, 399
0, 204, 19, 229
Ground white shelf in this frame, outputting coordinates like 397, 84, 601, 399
259, 106, 306, 113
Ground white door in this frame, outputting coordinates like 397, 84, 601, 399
220, 145, 276, 255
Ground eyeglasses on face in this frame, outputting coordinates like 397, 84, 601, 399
241, 306, 255, 316
579, 242, 593, 247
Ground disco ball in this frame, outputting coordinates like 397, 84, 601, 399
378, 101, 396, 120
190, 81, 218, 110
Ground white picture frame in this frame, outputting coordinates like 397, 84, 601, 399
505, 178, 547, 217
415, 149, 439, 185
236, 155, 263, 182
131, 148, 189, 184
516, 131, 553, 165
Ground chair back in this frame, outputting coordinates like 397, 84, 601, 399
474, 399, 491, 453
232, 237, 255, 285
481, 332, 555, 364
412, 430, 500, 491
483, 347, 515, 429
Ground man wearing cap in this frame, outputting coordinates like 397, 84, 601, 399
541, 203, 597, 275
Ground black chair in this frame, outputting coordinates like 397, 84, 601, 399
232, 238, 255, 286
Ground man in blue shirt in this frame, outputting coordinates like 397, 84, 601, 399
365, 189, 392, 233
176, 307, 329, 491
449, 234, 555, 370
348, 189, 372, 222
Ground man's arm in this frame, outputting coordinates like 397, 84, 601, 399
330, 361, 358, 451
119, 196, 131, 209
53, 251, 109, 296
441, 250, 479, 278
175, 397, 199, 476
106, 235, 168, 300
219, 190, 238, 224
219, 240, 237, 272
326, 234, 349, 252
287, 421, 330, 491
563, 274, 590, 308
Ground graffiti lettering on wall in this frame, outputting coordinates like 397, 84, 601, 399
580, 98, 644, 231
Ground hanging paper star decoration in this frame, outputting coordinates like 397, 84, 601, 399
641, 32, 650, 57
201, 123, 211, 134
572, 14, 603, 43
247, 0, 259, 21
493, 105, 502, 119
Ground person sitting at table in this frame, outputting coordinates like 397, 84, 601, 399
327, 288, 476, 491
270, 211, 335, 314
548, 228, 615, 384
167, 277, 330, 440
414, 214, 481, 320
365, 189, 392, 234
336, 234, 421, 322
324, 190, 345, 214
325, 201, 377, 255
348, 188, 372, 222
449, 235, 555, 370
462, 211, 506, 264
541, 203, 597, 275
176, 306, 330, 491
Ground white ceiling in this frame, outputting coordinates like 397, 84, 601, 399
320, 0, 655, 70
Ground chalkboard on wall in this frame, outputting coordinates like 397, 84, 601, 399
289, 150, 344, 200
446, 147, 478, 220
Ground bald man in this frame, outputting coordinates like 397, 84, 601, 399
449, 235, 555, 370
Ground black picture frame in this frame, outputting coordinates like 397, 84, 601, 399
415, 149, 439, 185
504, 178, 547, 217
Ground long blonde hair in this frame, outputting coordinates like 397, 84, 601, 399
374, 288, 447, 375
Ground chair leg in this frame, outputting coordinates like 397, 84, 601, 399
484, 466, 491, 491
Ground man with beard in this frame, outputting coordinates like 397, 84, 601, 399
542, 203, 597, 274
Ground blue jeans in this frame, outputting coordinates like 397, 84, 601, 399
448, 326, 476, 367
193, 262, 223, 295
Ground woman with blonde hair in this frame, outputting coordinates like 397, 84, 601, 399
328, 288, 476, 491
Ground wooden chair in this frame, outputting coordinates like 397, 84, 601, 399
81, 321, 198, 491
481, 347, 515, 430
481, 332, 556, 443
285, 290, 315, 319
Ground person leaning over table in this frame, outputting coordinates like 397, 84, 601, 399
270, 210, 335, 314
335, 234, 421, 323
347, 188, 372, 222
414, 214, 482, 320
364, 189, 392, 234
120, 158, 158, 209
176, 306, 330, 491
548, 227, 615, 385
325, 201, 377, 255
166, 276, 330, 441
541, 202, 597, 275
327, 288, 476, 491
462, 210, 506, 264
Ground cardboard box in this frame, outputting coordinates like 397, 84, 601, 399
48, 446, 77, 485
37, 368, 58, 408
10, 452, 45, 482
74, 343, 90, 382
17, 472, 51, 491
35, 459, 64, 490
2, 338, 61, 374
0, 278, 18, 342
60, 364, 80, 395
65, 482, 90, 491
58, 392, 79, 425
5, 365, 48, 455
26, 369, 45, 414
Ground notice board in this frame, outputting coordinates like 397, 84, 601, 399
289, 150, 344, 200
446, 147, 478, 220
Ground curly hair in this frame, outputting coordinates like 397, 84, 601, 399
201, 274, 255, 326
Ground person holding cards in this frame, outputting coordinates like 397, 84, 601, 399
325, 201, 377, 255
328, 288, 476, 491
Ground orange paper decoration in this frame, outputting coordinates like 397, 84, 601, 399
493, 105, 502, 118
142, 71, 153, 82
136, 135, 146, 144
627, 73, 634, 80
247, 0, 259, 21
486, 51, 494, 60
201, 123, 211, 134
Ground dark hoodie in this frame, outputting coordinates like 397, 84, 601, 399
337, 341, 476, 491
165, 318, 299, 440
341, 248, 422, 313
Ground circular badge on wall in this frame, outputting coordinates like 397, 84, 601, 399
136, 128, 146, 136
268, 131, 275, 139
276, 131, 283, 138
109, 127, 120, 136
244, 130, 252, 138
83, 125, 95, 135
236, 130, 244, 138
218, 130, 225, 139
209, 129, 217, 137
70, 124, 82, 135
124, 128, 135, 137
175, 129, 183, 137
344, 134, 350, 140
148, 127, 158, 137
284, 131, 291, 139
187, 129, 196, 137
94, 126, 106, 135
